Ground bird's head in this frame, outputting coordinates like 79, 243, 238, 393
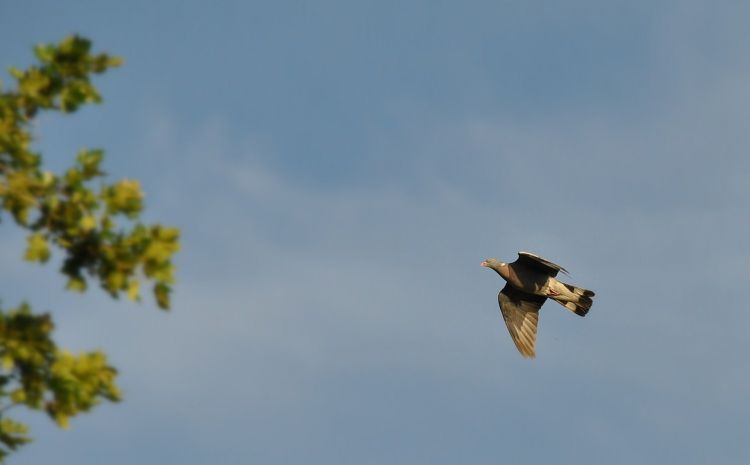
480, 258, 506, 270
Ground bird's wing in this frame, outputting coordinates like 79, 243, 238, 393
516, 251, 569, 277
498, 284, 547, 358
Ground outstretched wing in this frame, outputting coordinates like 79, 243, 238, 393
516, 251, 569, 277
498, 284, 547, 358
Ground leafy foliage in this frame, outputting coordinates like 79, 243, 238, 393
0, 35, 180, 459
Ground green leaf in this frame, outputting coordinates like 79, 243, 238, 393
102, 179, 143, 217
0, 418, 31, 453
32, 44, 55, 63
76, 149, 105, 179
154, 283, 171, 310
107, 55, 123, 68
7, 66, 23, 79
58, 35, 91, 57
0, 35, 179, 460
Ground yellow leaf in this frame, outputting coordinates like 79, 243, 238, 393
106, 272, 125, 291
2, 355, 14, 370
67, 276, 87, 292
41, 170, 55, 186
10, 389, 26, 403
127, 280, 140, 301
24, 233, 50, 262
80, 215, 96, 232
55, 413, 70, 430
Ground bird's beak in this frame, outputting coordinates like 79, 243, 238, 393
480, 260, 488, 267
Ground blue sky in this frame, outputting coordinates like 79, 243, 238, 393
1, 1, 750, 464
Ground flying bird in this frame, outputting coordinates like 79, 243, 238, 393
481, 252, 595, 358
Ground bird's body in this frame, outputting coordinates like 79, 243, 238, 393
481, 252, 595, 358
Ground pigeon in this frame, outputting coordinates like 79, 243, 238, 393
481, 251, 595, 358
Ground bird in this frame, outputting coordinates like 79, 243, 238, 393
481, 251, 595, 358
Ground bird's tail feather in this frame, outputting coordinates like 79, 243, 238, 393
562, 283, 595, 298
561, 299, 592, 316
557, 283, 594, 317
